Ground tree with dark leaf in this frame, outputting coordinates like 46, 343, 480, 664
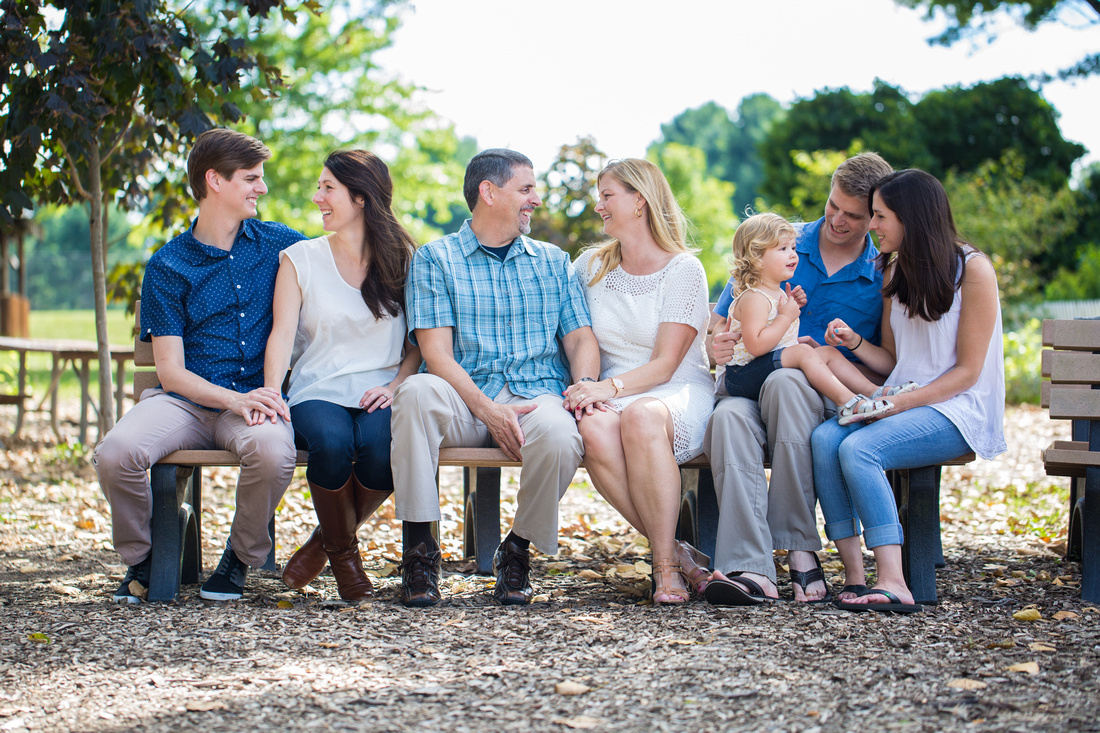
895, 0, 1100, 79
0, 0, 308, 436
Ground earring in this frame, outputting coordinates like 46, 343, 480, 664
634, 208, 642, 217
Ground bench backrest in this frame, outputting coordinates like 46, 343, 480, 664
1041, 318, 1100, 420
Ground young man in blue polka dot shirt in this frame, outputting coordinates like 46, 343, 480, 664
94, 129, 306, 603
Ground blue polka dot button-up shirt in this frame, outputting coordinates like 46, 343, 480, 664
140, 218, 305, 398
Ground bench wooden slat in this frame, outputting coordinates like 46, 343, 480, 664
1043, 440, 1100, 477
1043, 384, 1100, 420
1043, 319, 1100, 350
1042, 350, 1100, 382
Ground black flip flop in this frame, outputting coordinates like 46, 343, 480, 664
789, 553, 832, 604
704, 573, 775, 606
836, 588, 922, 614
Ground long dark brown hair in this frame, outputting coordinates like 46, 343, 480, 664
324, 150, 417, 320
871, 169, 970, 322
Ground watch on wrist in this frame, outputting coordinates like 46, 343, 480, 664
611, 377, 624, 397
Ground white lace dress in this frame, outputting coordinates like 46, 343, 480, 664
574, 249, 714, 462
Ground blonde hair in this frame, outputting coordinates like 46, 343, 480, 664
729, 213, 798, 296
585, 158, 691, 285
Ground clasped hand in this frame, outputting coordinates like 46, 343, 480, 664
562, 380, 612, 421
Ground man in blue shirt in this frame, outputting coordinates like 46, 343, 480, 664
700, 153, 893, 604
391, 149, 601, 607
94, 129, 304, 603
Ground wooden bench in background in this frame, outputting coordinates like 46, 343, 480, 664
134, 301, 971, 604
1040, 318, 1100, 603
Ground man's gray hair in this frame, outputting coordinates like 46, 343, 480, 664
463, 148, 534, 212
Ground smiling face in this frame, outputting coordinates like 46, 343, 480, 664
869, 190, 904, 254
312, 167, 362, 233
821, 184, 873, 250
219, 162, 268, 220
594, 174, 644, 239
494, 165, 541, 237
760, 233, 799, 285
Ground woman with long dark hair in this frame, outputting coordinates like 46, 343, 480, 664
812, 169, 1006, 613
264, 149, 420, 602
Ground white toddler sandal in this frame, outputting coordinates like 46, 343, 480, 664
837, 394, 893, 426
870, 381, 920, 400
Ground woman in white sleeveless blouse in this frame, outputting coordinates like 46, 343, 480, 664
264, 150, 421, 602
813, 169, 1006, 613
562, 159, 713, 604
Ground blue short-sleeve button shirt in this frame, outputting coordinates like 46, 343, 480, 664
140, 217, 305, 397
715, 218, 883, 361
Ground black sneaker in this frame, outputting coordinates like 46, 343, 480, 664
493, 537, 533, 606
200, 542, 249, 601
112, 555, 152, 604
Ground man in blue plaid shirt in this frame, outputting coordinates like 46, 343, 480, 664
391, 149, 601, 607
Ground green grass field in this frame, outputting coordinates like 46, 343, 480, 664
0, 309, 135, 403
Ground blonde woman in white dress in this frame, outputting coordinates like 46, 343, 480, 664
563, 159, 713, 604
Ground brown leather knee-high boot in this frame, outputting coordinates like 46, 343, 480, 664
282, 476, 391, 589
309, 477, 373, 601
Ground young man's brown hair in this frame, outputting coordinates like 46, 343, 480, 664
187, 129, 272, 201
830, 152, 892, 202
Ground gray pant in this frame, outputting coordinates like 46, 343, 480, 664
703, 369, 827, 582
390, 373, 583, 555
93, 389, 297, 568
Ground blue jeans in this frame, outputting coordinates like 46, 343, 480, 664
811, 407, 970, 548
290, 400, 394, 492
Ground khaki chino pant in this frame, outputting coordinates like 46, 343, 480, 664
390, 374, 583, 555
93, 389, 297, 568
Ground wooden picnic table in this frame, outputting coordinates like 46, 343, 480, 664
0, 336, 135, 445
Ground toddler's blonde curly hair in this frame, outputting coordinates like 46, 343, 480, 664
730, 213, 797, 297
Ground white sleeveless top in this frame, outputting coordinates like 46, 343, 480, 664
282, 236, 406, 409
726, 287, 801, 367
886, 248, 1006, 459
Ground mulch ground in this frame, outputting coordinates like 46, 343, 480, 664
0, 402, 1097, 732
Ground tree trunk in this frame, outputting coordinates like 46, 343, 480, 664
88, 143, 116, 437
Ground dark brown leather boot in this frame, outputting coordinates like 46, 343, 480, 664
310, 477, 373, 601
282, 477, 391, 589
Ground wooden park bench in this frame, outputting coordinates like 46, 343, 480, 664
1040, 318, 1100, 603
133, 302, 970, 604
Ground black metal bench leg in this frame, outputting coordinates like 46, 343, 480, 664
900, 465, 941, 605
262, 515, 277, 572
463, 467, 501, 575
1083, 466, 1100, 603
148, 464, 200, 602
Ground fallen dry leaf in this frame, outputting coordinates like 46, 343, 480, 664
1005, 661, 1040, 675
1028, 642, 1056, 652
577, 569, 602, 581
947, 678, 987, 690
48, 581, 79, 595
555, 681, 591, 696
128, 580, 147, 601
276, 600, 294, 609
1012, 608, 1041, 622
1053, 611, 1078, 621
552, 716, 604, 729
185, 701, 225, 712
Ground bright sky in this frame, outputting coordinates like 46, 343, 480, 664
377, 0, 1100, 177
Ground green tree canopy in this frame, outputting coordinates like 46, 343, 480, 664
657, 94, 784, 216
758, 78, 1084, 206
0, 0, 302, 432
895, 0, 1100, 79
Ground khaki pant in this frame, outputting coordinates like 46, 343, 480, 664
703, 369, 827, 583
390, 374, 582, 555
93, 389, 296, 568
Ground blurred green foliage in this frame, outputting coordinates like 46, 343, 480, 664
1003, 319, 1043, 405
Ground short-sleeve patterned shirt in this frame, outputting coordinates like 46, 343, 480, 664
140, 217, 305, 399
406, 220, 592, 399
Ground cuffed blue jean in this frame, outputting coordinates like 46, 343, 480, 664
289, 399, 394, 492
811, 406, 971, 549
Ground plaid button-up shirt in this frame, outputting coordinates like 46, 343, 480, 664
406, 220, 591, 399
